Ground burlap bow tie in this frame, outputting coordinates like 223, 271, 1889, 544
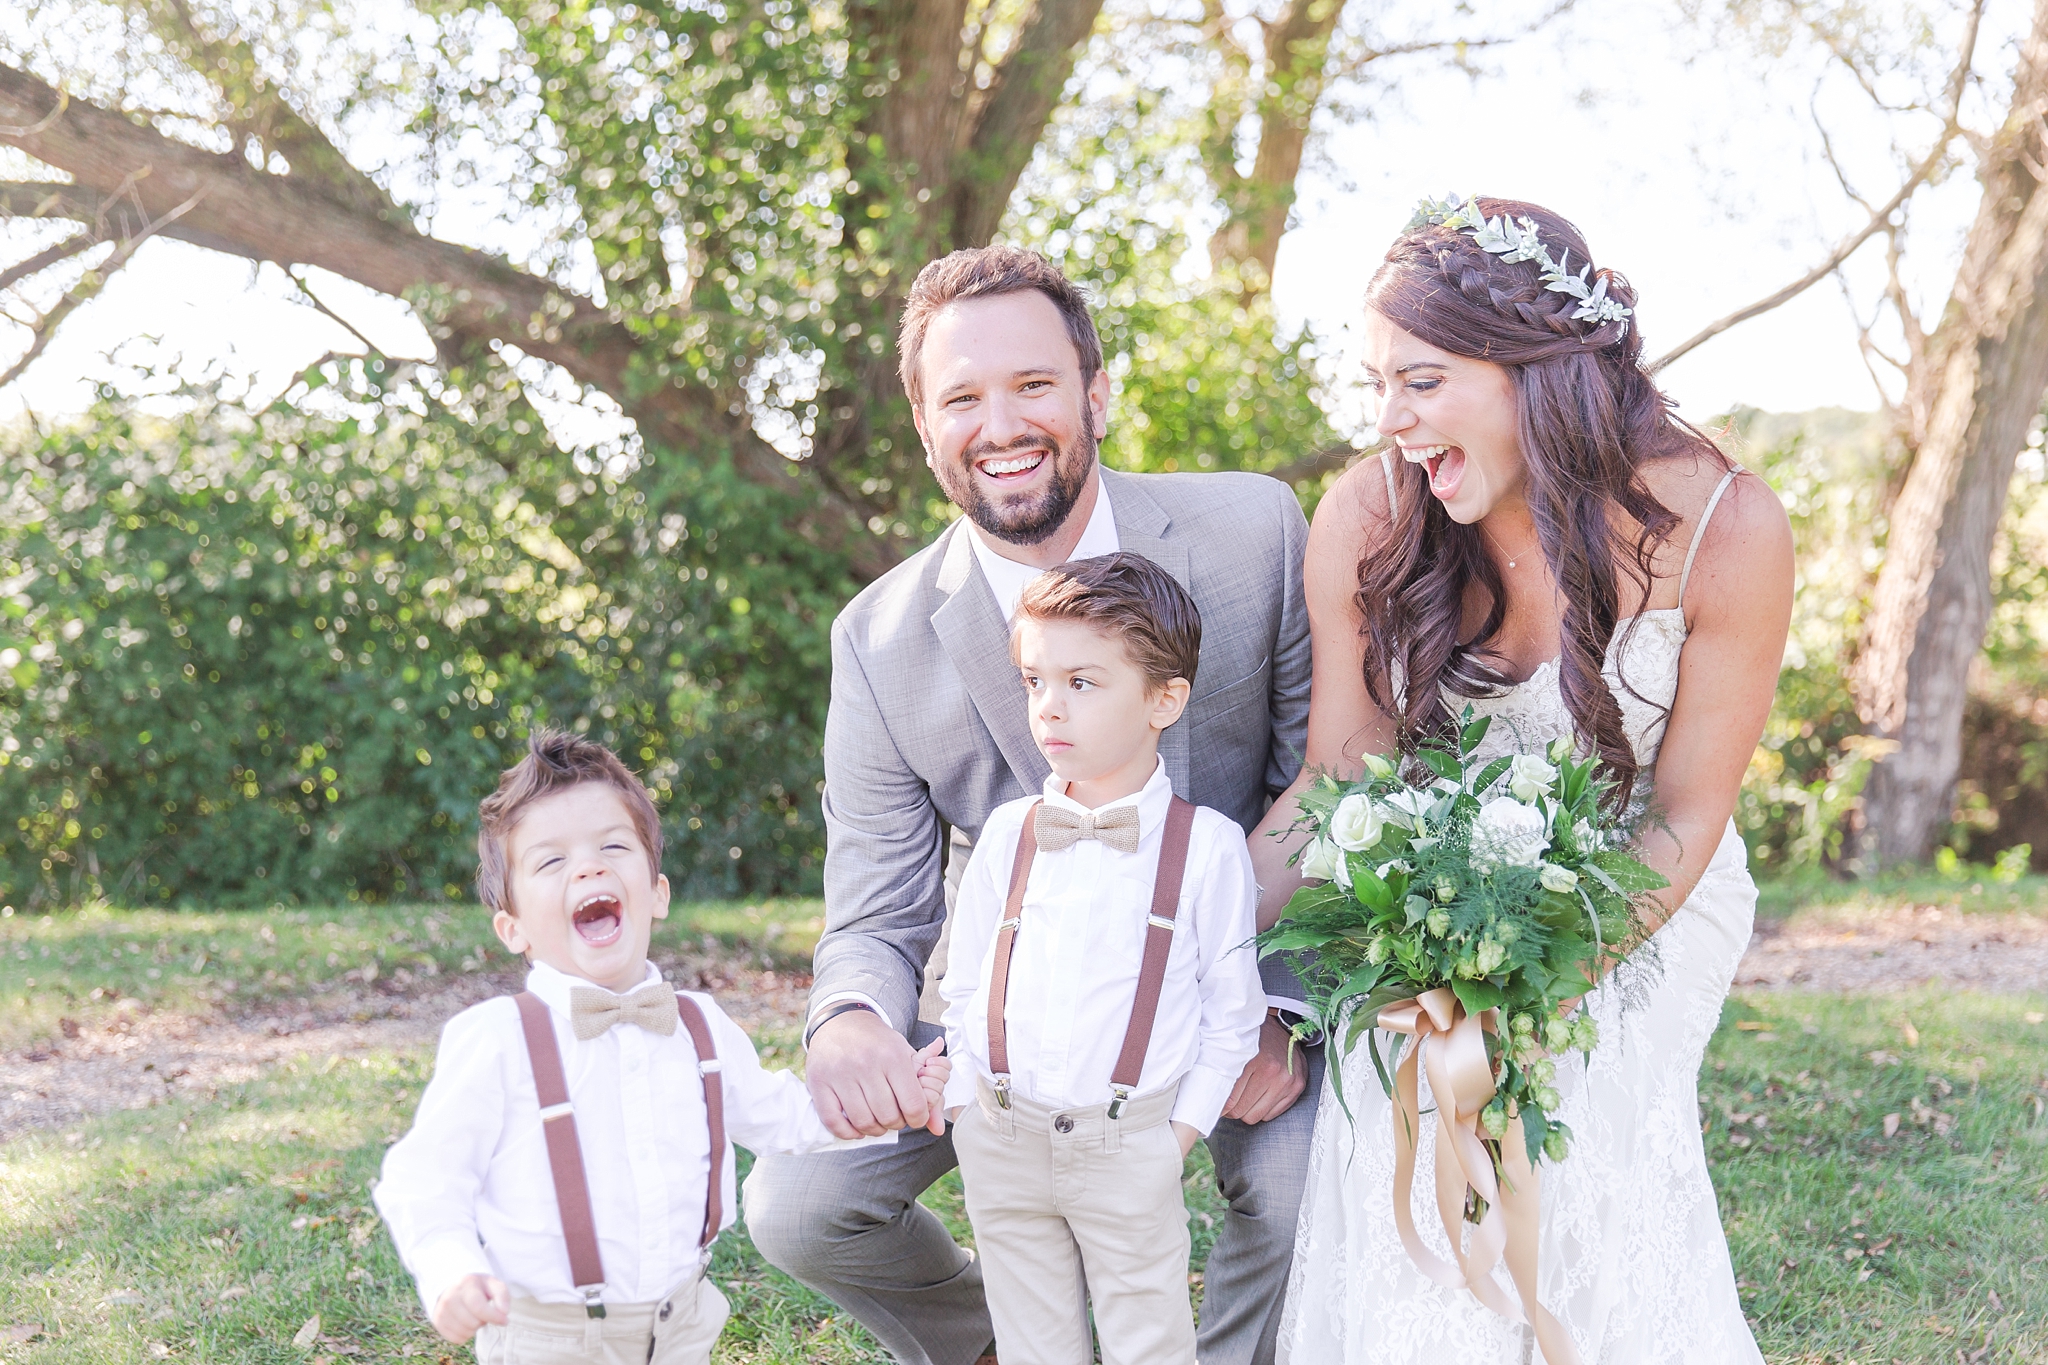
1033, 802, 1142, 854
569, 983, 678, 1040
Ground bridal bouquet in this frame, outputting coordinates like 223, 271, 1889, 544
1257, 710, 1664, 1359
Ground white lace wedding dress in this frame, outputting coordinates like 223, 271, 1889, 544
1277, 599, 1765, 1364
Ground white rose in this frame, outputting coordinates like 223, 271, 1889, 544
1299, 835, 1339, 883
1382, 788, 1434, 831
1330, 793, 1386, 852
1538, 863, 1578, 893
1508, 753, 1560, 803
1470, 796, 1550, 875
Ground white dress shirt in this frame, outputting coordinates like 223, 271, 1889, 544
375, 961, 885, 1314
964, 471, 1119, 624
938, 758, 1264, 1135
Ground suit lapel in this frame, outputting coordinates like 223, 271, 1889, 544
930, 521, 1050, 794
1101, 471, 1192, 797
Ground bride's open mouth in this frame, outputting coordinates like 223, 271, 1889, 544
572, 892, 624, 946
1401, 443, 1466, 501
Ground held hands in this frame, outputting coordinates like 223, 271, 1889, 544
430, 1273, 510, 1344
806, 1007, 953, 1139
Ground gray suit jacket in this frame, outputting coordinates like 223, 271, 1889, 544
812, 467, 1312, 1035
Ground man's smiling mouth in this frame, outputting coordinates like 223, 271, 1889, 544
976, 449, 1048, 481
572, 892, 623, 945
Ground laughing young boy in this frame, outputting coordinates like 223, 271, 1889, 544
375, 731, 947, 1365
938, 552, 1266, 1365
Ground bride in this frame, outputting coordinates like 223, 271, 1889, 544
1248, 198, 1794, 1363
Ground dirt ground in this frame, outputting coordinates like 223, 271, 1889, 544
5, 907, 2042, 1144
0, 951, 814, 1144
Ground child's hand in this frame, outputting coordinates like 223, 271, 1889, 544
1171, 1120, 1200, 1159
913, 1037, 950, 1136
431, 1273, 511, 1344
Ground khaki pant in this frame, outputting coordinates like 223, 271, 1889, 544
952, 1078, 1194, 1365
474, 1274, 728, 1365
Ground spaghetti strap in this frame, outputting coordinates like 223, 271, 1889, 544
1678, 465, 1741, 608
1379, 447, 1398, 516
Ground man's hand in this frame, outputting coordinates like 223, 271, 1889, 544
1218, 1016, 1309, 1125
805, 1006, 931, 1139
430, 1273, 510, 1344
1171, 1120, 1201, 1159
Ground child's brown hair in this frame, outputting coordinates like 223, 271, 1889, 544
475, 729, 664, 915
1012, 551, 1202, 689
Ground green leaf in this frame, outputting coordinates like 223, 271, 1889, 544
1472, 755, 1512, 793
1519, 1100, 1550, 1167
1418, 747, 1463, 781
1349, 860, 1394, 912
1459, 713, 1493, 756
1589, 850, 1672, 894
1451, 978, 1506, 1014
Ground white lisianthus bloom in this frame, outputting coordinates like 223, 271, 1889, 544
1299, 835, 1340, 883
1470, 796, 1549, 874
1573, 818, 1603, 853
1538, 863, 1578, 893
1330, 793, 1385, 852
1508, 753, 1560, 803
1380, 788, 1435, 832
1361, 752, 1396, 779
1547, 735, 1575, 763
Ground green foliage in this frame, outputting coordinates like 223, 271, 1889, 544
0, 365, 848, 907
1256, 713, 1664, 1162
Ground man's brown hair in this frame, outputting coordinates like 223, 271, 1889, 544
475, 729, 664, 915
897, 246, 1104, 410
1013, 551, 1202, 690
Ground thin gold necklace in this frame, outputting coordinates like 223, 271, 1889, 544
1481, 524, 1540, 569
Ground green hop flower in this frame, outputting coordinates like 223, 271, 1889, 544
1570, 1014, 1599, 1051
1544, 1018, 1572, 1052
1366, 934, 1390, 966
1512, 1013, 1537, 1038
1537, 1086, 1562, 1111
1436, 877, 1458, 903
1426, 909, 1451, 937
1532, 1057, 1557, 1085
1474, 938, 1507, 975
1480, 1101, 1509, 1139
1542, 1125, 1570, 1161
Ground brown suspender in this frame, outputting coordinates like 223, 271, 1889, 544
512, 989, 726, 1319
985, 795, 1197, 1117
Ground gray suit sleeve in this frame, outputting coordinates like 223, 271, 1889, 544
1266, 485, 1313, 800
1263, 484, 1318, 1022
811, 619, 943, 1038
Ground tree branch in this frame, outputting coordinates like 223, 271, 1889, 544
0, 60, 900, 580
0, 230, 98, 295
1652, 1, 1984, 373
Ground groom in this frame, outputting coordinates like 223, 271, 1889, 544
741, 245, 1323, 1365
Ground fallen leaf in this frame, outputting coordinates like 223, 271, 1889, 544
1734, 1020, 1771, 1031
1899, 1018, 1920, 1047
3, 1325, 42, 1344
292, 1315, 321, 1349
218, 1286, 250, 1302
1883, 1113, 1901, 1138
105, 1290, 143, 1307
2025, 1012, 2044, 1025
1989, 1288, 2003, 1312
147, 1344, 171, 1359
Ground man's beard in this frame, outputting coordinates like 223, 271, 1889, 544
940, 425, 1097, 547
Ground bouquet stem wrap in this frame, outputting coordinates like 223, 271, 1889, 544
1379, 988, 1582, 1365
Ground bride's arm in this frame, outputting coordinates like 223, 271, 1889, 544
1630, 470, 1794, 932
1250, 464, 1404, 930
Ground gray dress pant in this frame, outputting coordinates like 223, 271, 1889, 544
741, 1027, 1323, 1365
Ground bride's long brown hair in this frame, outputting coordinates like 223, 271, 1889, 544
1358, 197, 1725, 807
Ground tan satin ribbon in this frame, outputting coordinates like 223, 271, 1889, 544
1377, 988, 1582, 1365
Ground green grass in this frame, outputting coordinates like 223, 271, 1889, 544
4, 897, 2044, 1363
1751, 867, 2048, 922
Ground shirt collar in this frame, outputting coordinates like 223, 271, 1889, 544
1039, 754, 1174, 836
523, 958, 664, 1013
965, 469, 1119, 624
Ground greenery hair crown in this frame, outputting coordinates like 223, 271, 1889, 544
1406, 194, 1633, 337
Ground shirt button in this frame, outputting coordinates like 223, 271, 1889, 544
1053, 1115, 1074, 1134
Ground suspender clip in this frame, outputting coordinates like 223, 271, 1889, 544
581, 1286, 606, 1319
993, 1075, 1012, 1110
1107, 1084, 1132, 1120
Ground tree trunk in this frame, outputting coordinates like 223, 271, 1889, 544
1854, 0, 2048, 868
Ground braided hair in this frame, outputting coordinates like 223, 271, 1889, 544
1355, 197, 1724, 808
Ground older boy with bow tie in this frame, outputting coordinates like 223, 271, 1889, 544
938, 553, 1266, 1365
375, 731, 947, 1365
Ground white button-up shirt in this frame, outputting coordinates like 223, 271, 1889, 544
938, 759, 1264, 1135
375, 961, 883, 1314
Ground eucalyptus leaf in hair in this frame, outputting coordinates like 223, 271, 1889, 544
1409, 194, 1633, 333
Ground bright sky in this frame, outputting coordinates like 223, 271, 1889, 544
0, 0, 2013, 441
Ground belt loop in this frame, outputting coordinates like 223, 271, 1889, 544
1104, 1107, 1123, 1154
